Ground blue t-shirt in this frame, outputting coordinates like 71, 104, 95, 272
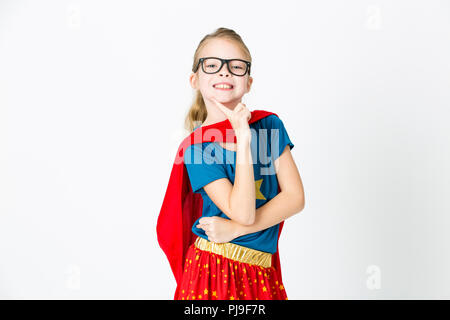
184, 114, 294, 253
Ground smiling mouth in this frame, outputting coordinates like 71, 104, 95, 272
213, 84, 234, 90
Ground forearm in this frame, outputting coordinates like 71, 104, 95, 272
229, 137, 256, 225
234, 190, 304, 237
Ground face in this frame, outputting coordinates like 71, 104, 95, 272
190, 38, 253, 108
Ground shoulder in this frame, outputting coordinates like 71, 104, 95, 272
253, 113, 283, 129
184, 142, 224, 164
268, 114, 286, 129
184, 143, 202, 163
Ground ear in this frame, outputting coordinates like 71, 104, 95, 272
246, 76, 253, 93
189, 72, 198, 89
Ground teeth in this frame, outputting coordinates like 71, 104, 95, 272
214, 84, 232, 89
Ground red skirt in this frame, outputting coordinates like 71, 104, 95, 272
174, 236, 288, 300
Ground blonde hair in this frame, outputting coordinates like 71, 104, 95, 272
184, 27, 252, 132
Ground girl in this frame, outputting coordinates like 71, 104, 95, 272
157, 27, 305, 300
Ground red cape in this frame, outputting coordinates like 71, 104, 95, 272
156, 109, 285, 299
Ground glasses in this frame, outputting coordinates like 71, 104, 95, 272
193, 57, 251, 76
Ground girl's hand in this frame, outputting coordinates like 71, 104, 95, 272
196, 216, 241, 243
210, 97, 252, 143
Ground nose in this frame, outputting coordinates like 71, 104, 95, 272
218, 61, 231, 77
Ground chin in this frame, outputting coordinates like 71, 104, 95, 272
218, 99, 239, 105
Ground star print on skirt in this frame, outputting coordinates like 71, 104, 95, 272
174, 236, 288, 300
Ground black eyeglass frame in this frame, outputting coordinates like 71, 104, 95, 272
193, 57, 251, 76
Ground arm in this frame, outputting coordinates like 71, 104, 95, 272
233, 145, 305, 237
230, 136, 256, 224
197, 145, 305, 243
201, 98, 256, 226
202, 136, 255, 226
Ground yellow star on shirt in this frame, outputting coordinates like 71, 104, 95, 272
255, 179, 266, 200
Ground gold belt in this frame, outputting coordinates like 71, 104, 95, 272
194, 236, 272, 268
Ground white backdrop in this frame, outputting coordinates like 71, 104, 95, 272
1, 0, 449, 299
